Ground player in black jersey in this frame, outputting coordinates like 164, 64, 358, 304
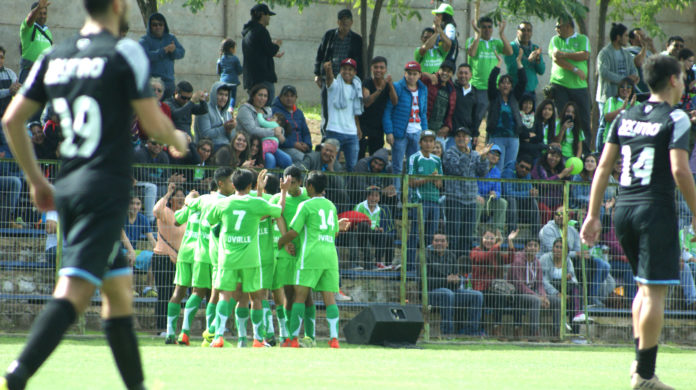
0, 1, 188, 389
581, 55, 696, 390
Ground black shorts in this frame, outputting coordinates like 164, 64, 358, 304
55, 187, 130, 287
614, 204, 680, 285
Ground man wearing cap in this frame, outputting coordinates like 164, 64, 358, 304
406, 129, 443, 271
421, 60, 457, 151
242, 3, 283, 102
315, 9, 364, 135
443, 127, 492, 259
272, 85, 313, 163
465, 16, 512, 127
505, 21, 545, 100
383, 61, 428, 188
452, 63, 480, 148
322, 57, 363, 172
19, 0, 53, 83
475, 144, 508, 234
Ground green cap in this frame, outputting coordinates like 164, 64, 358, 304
432, 3, 454, 16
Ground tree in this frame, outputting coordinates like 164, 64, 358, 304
483, 0, 589, 34
136, 0, 159, 28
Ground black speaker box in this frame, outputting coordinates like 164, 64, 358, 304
343, 304, 423, 346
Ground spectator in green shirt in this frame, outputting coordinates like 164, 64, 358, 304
19, 0, 53, 83
547, 16, 592, 150
415, 23, 451, 74
465, 16, 512, 132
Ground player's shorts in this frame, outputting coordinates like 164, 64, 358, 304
294, 268, 339, 292
173, 261, 193, 287
274, 257, 296, 289
215, 267, 261, 293
614, 204, 680, 284
55, 188, 130, 287
192, 262, 212, 289
260, 261, 275, 290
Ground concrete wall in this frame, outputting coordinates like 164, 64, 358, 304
0, 0, 694, 104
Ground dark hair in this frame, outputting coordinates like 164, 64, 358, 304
264, 174, 280, 195
519, 95, 535, 112
337, 9, 352, 20
197, 137, 214, 151
667, 36, 685, 45
248, 135, 264, 166
232, 169, 254, 191
421, 27, 435, 37
175, 81, 193, 94
247, 84, 269, 105
220, 38, 235, 55
553, 237, 564, 247
477, 16, 493, 27
558, 101, 582, 155
229, 132, 250, 167
283, 165, 303, 181
371, 56, 387, 66
609, 23, 627, 42
306, 171, 328, 194
579, 153, 598, 180
534, 99, 556, 135
498, 74, 513, 91
440, 13, 456, 28
31, 2, 39, 9
518, 21, 532, 29
557, 15, 574, 28
678, 48, 694, 61
517, 154, 534, 166
457, 63, 472, 71
616, 77, 635, 98
208, 178, 218, 192
628, 28, 641, 40
540, 145, 566, 174
644, 55, 682, 93
213, 166, 235, 186
84, 0, 111, 15
0, 46, 5, 55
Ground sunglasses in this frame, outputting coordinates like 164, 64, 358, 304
178, 95, 191, 101
518, 164, 531, 171
555, 212, 563, 217
480, 25, 493, 29
519, 28, 532, 32
153, 87, 163, 93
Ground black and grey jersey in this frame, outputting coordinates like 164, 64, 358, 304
606, 101, 691, 206
20, 31, 152, 188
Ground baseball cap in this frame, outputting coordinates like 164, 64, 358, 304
420, 130, 437, 140
366, 185, 381, 193
404, 61, 421, 72
489, 144, 502, 155
340, 58, 357, 70
280, 85, 297, 96
454, 126, 472, 136
250, 3, 276, 16
337, 9, 353, 20
432, 3, 454, 16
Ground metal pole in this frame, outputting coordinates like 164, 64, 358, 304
400, 175, 409, 306
560, 181, 569, 339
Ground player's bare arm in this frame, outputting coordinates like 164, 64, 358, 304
580, 142, 619, 246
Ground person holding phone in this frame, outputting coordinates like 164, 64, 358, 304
555, 101, 586, 159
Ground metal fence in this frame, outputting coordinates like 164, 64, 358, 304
0, 159, 695, 345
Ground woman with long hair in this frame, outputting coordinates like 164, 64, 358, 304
570, 153, 599, 210
531, 144, 573, 222
520, 98, 554, 162
597, 77, 635, 152
555, 101, 586, 159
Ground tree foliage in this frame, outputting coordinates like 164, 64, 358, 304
484, 0, 589, 26
606, 0, 694, 38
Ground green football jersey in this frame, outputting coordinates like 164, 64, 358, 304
290, 197, 339, 271
174, 207, 198, 264
271, 187, 309, 261
548, 33, 590, 89
465, 37, 504, 90
186, 192, 226, 264
250, 190, 277, 266
207, 194, 282, 270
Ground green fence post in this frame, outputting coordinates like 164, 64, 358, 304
560, 181, 569, 340
417, 203, 429, 341
400, 175, 409, 306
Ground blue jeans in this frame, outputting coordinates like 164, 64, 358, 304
429, 287, 483, 335
681, 262, 696, 306
407, 201, 440, 272
589, 256, 611, 302
0, 176, 22, 223
326, 130, 359, 172
609, 260, 637, 299
264, 149, 292, 169
490, 136, 519, 171
391, 132, 420, 191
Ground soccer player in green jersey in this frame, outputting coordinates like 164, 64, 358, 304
278, 171, 351, 348
163, 191, 200, 344
207, 169, 286, 348
181, 167, 235, 346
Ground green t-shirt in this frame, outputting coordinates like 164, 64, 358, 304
186, 192, 226, 264
290, 197, 339, 270
548, 33, 590, 89
251, 191, 277, 266
174, 207, 199, 264
602, 97, 634, 144
207, 194, 282, 270
271, 188, 309, 261
465, 37, 504, 90
414, 45, 447, 74
355, 201, 382, 230
680, 226, 696, 255
20, 20, 53, 63
408, 151, 443, 202
554, 120, 586, 158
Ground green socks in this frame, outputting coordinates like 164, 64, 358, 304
276, 306, 288, 339
326, 304, 340, 339
166, 302, 180, 337
262, 300, 274, 337
214, 300, 229, 338
181, 294, 202, 335
236, 307, 250, 339
205, 302, 217, 333
251, 309, 265, 341
289, 303, 305, 338
304, 304, 316, 340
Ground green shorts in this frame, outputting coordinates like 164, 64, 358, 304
192, 262, 212, 289
274, 257, 296, 289
295, 268, 339, 292
173, 261, 193, 287
215, 267, 261, 293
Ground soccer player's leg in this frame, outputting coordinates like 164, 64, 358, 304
210, 268, 240, 347
271, 287, 288, 343
166, 283, 188, 345
287, 285, 309, 348
101, 272, 146, 390
242, 267, 269, 347
260, 260, 275, 345
302, 292, 317, 347
316, 269, 341, 349
181, 262, 212, 345
235, 287, 250, 348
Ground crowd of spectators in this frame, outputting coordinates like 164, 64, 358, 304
2, 1, 696, 340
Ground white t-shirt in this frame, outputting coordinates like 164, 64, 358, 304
45, 211, 58, 250
406, 90, 423, 134
326, 78, 358, 135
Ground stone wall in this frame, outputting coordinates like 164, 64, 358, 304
1, 1, 694, 104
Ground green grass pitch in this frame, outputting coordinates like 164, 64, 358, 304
0, 336, 694, 389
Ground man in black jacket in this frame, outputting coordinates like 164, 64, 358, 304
314, 9, 364, 135
452, 63, 480, 148
242, 3, 283, 102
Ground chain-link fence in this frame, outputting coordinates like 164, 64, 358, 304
1, 160, 694, 344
